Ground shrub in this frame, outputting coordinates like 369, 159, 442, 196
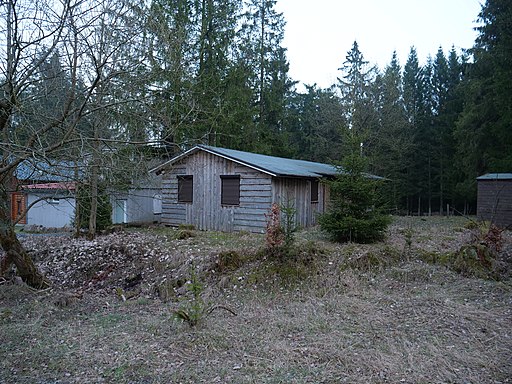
265, 203, 285, 255
264, 202, 297, 260
319, 152, 391, 243
318, 128, 393, 244
173, 265, 205, 327
340, 245, 401, 273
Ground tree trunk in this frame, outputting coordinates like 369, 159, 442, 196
74, 161, 81, 238
0, 184, 49, 288
88, 160, 99, 240
88, 121, 100, 240
439, 156, 444, 215
428, 156, 432, 216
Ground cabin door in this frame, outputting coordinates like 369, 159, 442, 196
113, 199, 127, 224
11, 193, 27, 224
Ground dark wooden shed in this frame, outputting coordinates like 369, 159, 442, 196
151, 145, 341, 233
477, 173, 512, 228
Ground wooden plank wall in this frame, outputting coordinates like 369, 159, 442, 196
161, 151, 272, 232
272, 178, 326, 228
477, 180, 512, 228
162, 164, 186, 226
235, 171, 272, 232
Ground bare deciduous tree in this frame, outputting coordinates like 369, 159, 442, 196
0, 0, 147, 287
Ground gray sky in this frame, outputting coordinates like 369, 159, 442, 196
275, 0, 483, 89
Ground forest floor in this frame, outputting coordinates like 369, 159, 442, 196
1, 216, 511, 384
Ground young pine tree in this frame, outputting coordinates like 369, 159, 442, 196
319, 81, 391, 248
320, 42, 390, 243
319, 135, 391, 243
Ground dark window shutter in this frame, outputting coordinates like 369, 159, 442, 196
311, 180, 319, 203
178, 175, 193, 203
221, 175, 240, 205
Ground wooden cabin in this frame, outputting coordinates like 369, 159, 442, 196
151, 145, 341, 233
477, 173, 512, 228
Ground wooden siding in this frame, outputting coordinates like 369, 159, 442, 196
161, 151, 272, 232
272, 177, 327, 228
10, 192, 27, 224
477, 179, 512, 228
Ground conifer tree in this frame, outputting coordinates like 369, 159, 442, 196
337, 41, 378, 152
284, 85, 344, 162
455, 0, 512, 210
371, 52, 412, 212
239, 0, 295, 154
319, 42, 390, 243
319, 133, 391, 243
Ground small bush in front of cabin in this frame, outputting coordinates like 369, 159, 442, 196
174, 224, 197, 240
451, 244, 497, 279
281, 200, 297, 251
256, 202, 327, 285
318, 153, 391, 243
264, 202, 297, 260
249, 239, 326, 286
264, 203, 285, 256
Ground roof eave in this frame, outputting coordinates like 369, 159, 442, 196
149, 146, 201, 174
197, 145, 278, 177
151, 145, 279, 177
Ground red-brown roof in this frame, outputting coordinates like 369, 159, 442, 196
22, 182, 76, 191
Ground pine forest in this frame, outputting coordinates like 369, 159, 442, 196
1, 0, 511, 217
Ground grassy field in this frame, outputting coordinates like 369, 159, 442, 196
0, 216, 511, 383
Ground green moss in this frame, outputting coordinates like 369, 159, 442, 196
419, 245, 500, 280
418, 250, 453, 265
340, 245, 401, 273
451, 244, 496, 279
246, 242, 326, 286
178, 224, 196, 230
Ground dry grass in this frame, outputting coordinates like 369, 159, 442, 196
1, 216, 511, 383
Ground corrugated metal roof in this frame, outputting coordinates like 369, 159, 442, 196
151, 145, 341, 178
477, 173, 512, 180
15, 160, 77, 182
199, 145, 339, 177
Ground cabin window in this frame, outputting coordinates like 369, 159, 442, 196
177, 175, 193, 203
311, 180, 319, 203
221, 175, 240, 206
